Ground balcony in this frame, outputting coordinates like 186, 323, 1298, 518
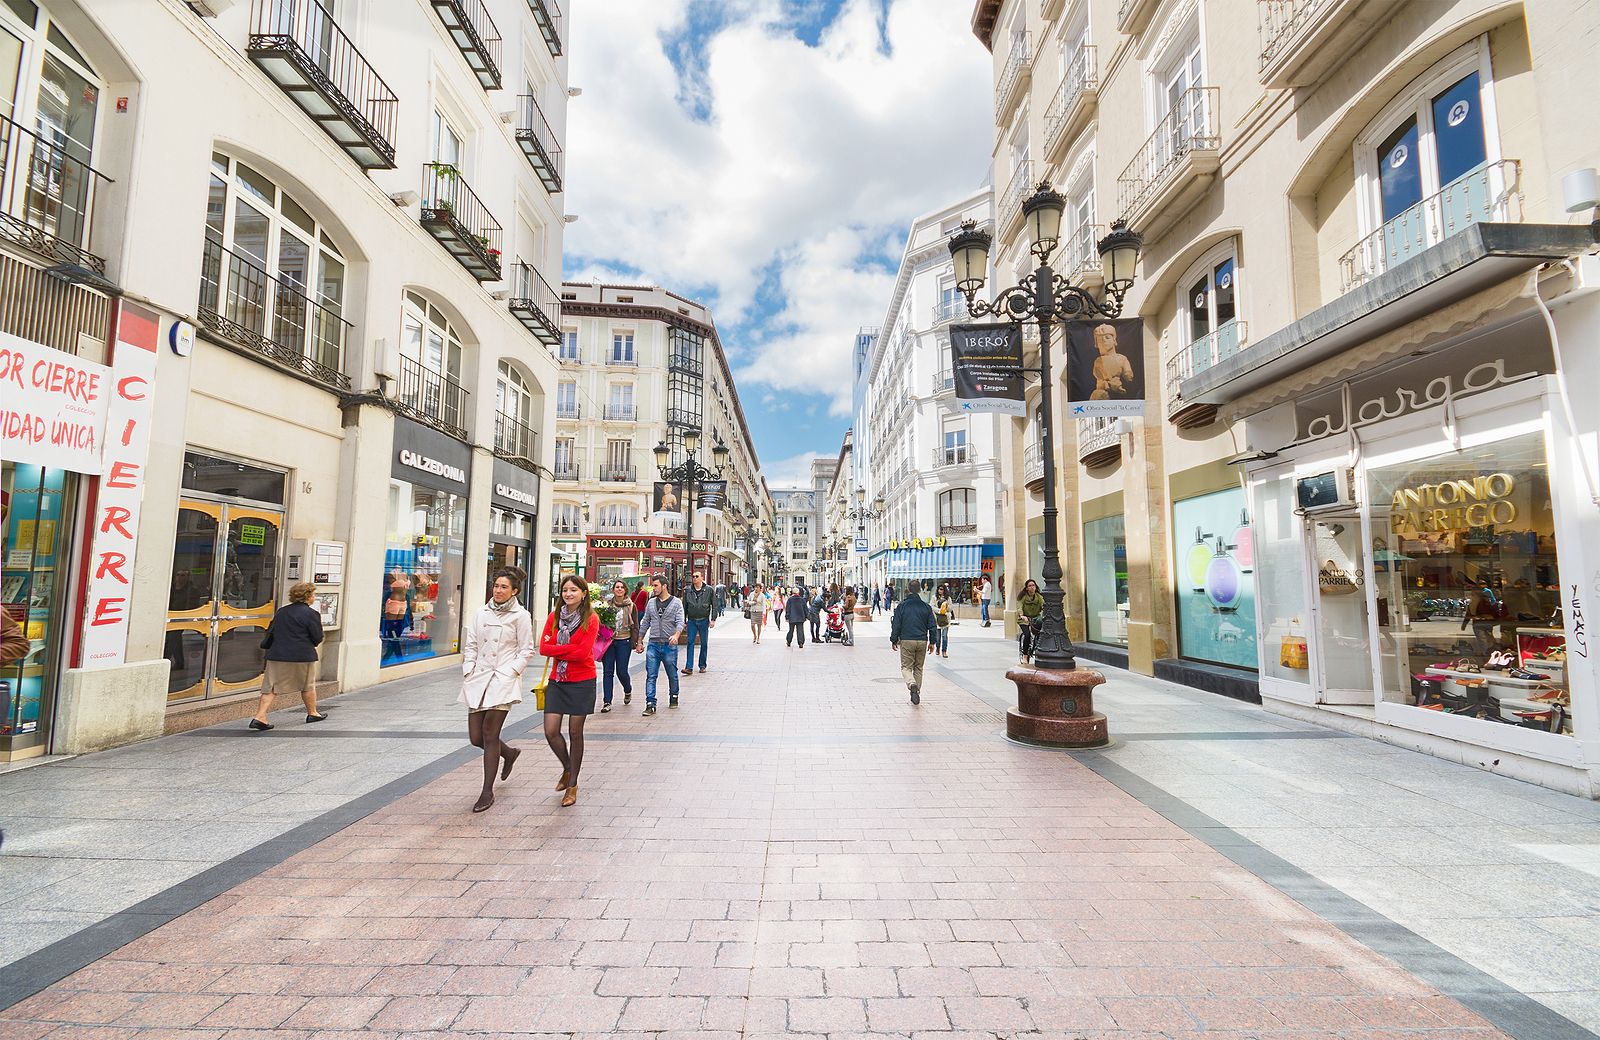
933, 444, 973, 468
1339, 160, 1521, 295
553, 463, 580, 481
1258, 0, 1399, 88
1117, 0, 1159, 34
668, 351, 703, 377
1043, 46, 1098, 165
1022, 442, 1044, 493
198, 236, 351, 389
0, 112, 113, 284
1077, 415, 1121, 468
396, 355, 469, 440
933, 368, 955, 396
666, 407, 700, 427
605, 352, 638, 367
602, 404, 636, 422
940, 521, 978, 535
429, 0, 502, 90
492, 411, 538, 471
1165, 320, 1246, 428
556, 402, 581, 420
526, 0, 563, 57
998, 158, 1034, 242
246, 0, 398, 170
596, 518, 638, 534
1060, 222, 1106, 291
600, 464, 636, 482
1116, 87, 1220, 241
420, 163, 502, 280
507, 260, 561, 344
515, 93, 563, 193
994, 31, 1032, 125
932, 296, 968, 325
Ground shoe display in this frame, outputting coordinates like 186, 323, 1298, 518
1507, 668, 1550, 680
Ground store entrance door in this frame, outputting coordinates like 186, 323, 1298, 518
1308, 514, 1373, 705
165, 500, 284, 702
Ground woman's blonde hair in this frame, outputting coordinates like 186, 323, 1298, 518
288, 582, 317, 604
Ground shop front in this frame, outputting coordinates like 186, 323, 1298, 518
1081, 495, 1128, 648
1246, 358, 1596, 794
382, 417, 471, 667
585, 535, 710, 589
488, 457, 539, 599
873, 537, 997, 607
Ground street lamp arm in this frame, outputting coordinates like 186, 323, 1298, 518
959, 268, 1129, 323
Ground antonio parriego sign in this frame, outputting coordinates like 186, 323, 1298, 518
949, 322, 1025, 416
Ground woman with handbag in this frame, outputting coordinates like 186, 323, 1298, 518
1017, 579, 1044, 665
251, 582, 326, 730
460, 568, 537, 813
600, 579, 636, 713
933, 584, 953, 658
747, 583, 769, 643
540, 574, 599, 807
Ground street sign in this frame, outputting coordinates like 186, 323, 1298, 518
853, 537, 869, 555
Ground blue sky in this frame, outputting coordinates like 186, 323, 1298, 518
564, 0, 992, 485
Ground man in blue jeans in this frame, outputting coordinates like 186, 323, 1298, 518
634, 573, 684, 717
681, 569, 716, 676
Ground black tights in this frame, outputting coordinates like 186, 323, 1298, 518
467, 708, 515, 800
544, 713, 586, 785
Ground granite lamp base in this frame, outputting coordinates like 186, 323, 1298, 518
1004, 666, 1109, 748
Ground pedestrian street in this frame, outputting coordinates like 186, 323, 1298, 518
2, 619, 1598, 1039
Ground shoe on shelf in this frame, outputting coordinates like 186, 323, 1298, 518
1508, 668, 1551, 680
643, 704, 656, 717
248, 719, 274, 731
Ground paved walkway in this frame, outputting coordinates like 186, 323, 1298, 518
0, 612, 1595, 1039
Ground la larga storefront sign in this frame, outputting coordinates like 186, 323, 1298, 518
0, 332, 113, 474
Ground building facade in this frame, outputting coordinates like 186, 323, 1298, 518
551, 282, 764, 592
858, 186, 1007, 603
975, 0, 1600, 795
770, 457, 837, 588
0, 0, 568, 760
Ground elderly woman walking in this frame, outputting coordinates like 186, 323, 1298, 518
748, 583, 770, 643
540, 574, 600, 807
461, 567, 537, 813
251, 581, 326, 730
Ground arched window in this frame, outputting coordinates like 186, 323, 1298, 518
597, 503, 638, 532
494, 360, 535, 458
939, 489, 977, 533
201, 153, 348, 379
1, 2, 103, 253
399, 291, 465, 434
551, 502, 582, 535
1175, 239, 1241, 378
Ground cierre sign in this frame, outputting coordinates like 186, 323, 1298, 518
399, 449, 465, 485
1390, 473, 1518, 533
0, 333, 112, 474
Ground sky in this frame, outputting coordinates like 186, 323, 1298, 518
564, 0, 994, 489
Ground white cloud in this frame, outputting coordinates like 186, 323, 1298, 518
567, 0, 992, 412
761, 450, 823, 487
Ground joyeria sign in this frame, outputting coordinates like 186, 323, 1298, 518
1390, 473, 1517, 533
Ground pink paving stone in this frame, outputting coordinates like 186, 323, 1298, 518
615, 996, 708, 1031
865, 996, 952, 1031
366, 995, 468, 1031
279, 995, 389, 1029
787, 996, 870, 1032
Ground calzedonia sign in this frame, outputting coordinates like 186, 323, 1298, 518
391, 416, 471, 491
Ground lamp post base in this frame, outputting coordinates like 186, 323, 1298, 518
1003, 666, 1109, 748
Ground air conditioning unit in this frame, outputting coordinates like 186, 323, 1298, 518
1296, 466, 1356, 512
191, 0, 240, 15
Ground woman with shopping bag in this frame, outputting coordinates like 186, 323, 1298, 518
460, 568, 537, 813
539, 573, 600, 807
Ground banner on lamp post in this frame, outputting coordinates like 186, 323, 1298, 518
652, 481, 684, 518
949, 323, 1026, 416
1065, 317, 1146, 417
695, 479, 727, 515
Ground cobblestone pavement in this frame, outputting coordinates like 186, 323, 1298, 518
0, 614, 1593, 1038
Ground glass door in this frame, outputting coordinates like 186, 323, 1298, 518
1308, 514, 1373, 704
164, 500, 282, 702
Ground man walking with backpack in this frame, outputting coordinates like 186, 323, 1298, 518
890, 579, 937, 705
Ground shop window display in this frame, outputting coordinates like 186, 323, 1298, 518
1253, 473, 1311, 683
2, 463, 74, 753
1172, 487, 1257, 669
1083, 515, 1128, 646
1368, 432, 1570, 734
381, 482, 466, 665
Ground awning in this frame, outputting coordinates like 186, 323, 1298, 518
883, 544, 983, 580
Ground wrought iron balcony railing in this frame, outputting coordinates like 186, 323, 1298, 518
528, 0, 563, 57
994, 31, 1032, 122
396, 354, 468, 439
606, 352, 638, 366
934, 368, 955, 394
1043, 45, 1098, 157
933, 444, 973, 467
932, 296, 967, 324
552, 462, 580, 481
1338, 159, 1522, 295
515, 93, 562, 193
493, 410, 538, 467
246, 0, 398, 170
600, 464, 636, 482
999, 157, 1033, 235
507, 260, 560, 344
1023, 442, 1043, 485
420, 163, 502, 280
1077, 415, 1121, 465
1061, 222, 1106, 280
429, 0, 502, 89
198, 235, 350, 389
0, 112, 112, 279
668, 351, 703, 377
1258, 0, 1332, 72
1166, 320, 1247, 412
556, 402, 580, 419
940, 521, 978, 534
1116, 87, 1220, 221
602, 404, 637, 422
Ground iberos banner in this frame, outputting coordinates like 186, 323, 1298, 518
0, 331, 112, 474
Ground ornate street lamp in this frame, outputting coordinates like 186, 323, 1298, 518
653, 432, 730, 588
845, 487, 885, 534
948, 183, 1142, 747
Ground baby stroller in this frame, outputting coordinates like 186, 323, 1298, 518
823, 601, 848, 643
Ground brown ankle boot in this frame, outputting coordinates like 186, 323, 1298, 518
555, 771, 570, 791
561, 784, 577, 807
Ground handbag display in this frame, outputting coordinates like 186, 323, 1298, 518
532, 658, 552, 712
1278, 634, 1308, 670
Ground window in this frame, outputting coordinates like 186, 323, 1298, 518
942, 423, 969, 465
201, 154, 348, 375
792, 516, 808, 536
431, 108, 463, 166
556, 380, 578, 417
1173, 487, 1256, 669
554, 437, 576, 476
398, 292, 463, 429
604, 439, 631, 480
597, 503, 638, 531
1064, 158, 1097, 269
551, 502, 581, 534
494, 361, 534, 458
610, 330, 635, 364
1155, 36, 1205, 150
606, 382, 634, 420
939, 488, 976, 532
559, 329, 579, 360
1178, 241, 1241, 365
1084, 514, 1128, 646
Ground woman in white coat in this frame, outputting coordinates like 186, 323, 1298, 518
460, 567, 537, 812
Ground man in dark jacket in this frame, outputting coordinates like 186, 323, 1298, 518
681, 569, 716, 676
784, 586, 809, 648
890, 579, 937, 705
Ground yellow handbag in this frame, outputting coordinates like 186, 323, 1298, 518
532, 658, 552, 711
1279, 634, 1309, 670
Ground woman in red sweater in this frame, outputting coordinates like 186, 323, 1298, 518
540, 574, 599, 806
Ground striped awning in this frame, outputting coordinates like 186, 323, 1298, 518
882, 544, 983, 580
